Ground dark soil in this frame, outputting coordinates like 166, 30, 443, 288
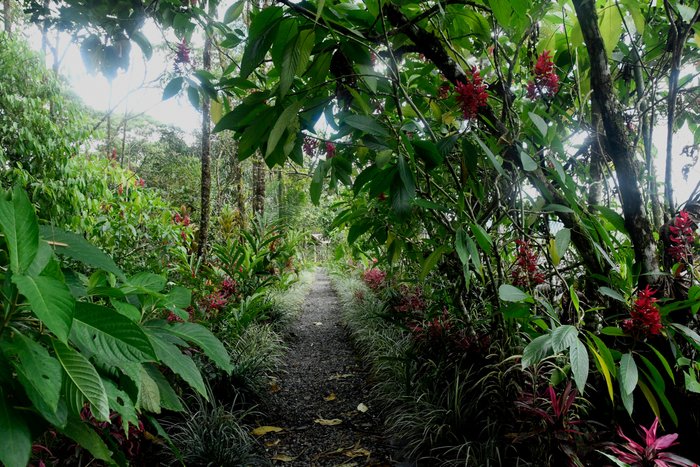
255, 269, 401, 466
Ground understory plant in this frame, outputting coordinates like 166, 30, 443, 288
0, 186, 232, 467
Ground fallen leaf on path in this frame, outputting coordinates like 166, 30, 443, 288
271, 454, 296, 462
269, 381, 281, 393
313, 322, 323, 326
357, 403, 368, 413
252, 426, 284, 436
344, 447, 371, 458
314, 418, 343, 426
324, 392, 337, 401
329, 373, 353, 380
335, 463, 359, 467
265, 439, 281, 447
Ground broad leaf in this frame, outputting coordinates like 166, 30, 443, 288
569, 338, 589, 393
13, 274, 75, 343
58, 414, 115, 464
53, 340, 109, 421
619, 352, 638, 396
280, 29, 315, 97
240, 7, 284, 78
0, 389, 31, 467
343, 115, 389, 138
1, 333, 62, 417
522, 334, 552, 368
0, 186, 39, 274
551, 325, 578, 353
145, 328, 207, 399
71, 302, 156, 363
39, 225, 126, 281
267, 101, 303, 158
148, 321, 232, 374
499, 284, 529, 302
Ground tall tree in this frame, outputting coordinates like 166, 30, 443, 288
197, 1, 214, 260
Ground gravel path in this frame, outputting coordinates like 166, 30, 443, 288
256, 269, 398, 466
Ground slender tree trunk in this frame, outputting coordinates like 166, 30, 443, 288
587, 105, 604, 207
197, 5, 214, 260
3, 0, 11, 36
573, 0, 661, 286
252, 157, 266, 217
277, 168, 284, 220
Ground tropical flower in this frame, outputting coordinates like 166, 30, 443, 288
608, 417, 697, 466
622, 285, 662, 337
455, 67, 488, 119
303, 136, 318, 156
667, 210, 696, 264
175, 38, 190, 65
527, 50, 559, 99
324, 142, 336, 159
511, 239, 545, 287
362, 268, 386, 291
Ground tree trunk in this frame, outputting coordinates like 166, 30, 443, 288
252, 156, 266, 218
3, 0, 11, 35
277, 168, 284, 220
572, 0, 661, 286
197, 9, 213, 260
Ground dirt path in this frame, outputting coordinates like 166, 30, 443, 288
256, 269, 399, 466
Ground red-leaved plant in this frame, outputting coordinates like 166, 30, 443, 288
607, 418, 697, 467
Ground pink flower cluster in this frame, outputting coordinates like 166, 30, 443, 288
527, 50, 559, 99
455, 67, 488, 119
201, 277, 239, 314
623, 286, 662, 337
175, 38, 190, 65
325, 142, 336, 159
173, 212, 191, 227
511, 239, 545, 287
667, 210, 696, 264
362, 268, 386, 291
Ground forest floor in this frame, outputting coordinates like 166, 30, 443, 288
255, 269, 403, 466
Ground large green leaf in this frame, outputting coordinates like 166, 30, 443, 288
148, 321, 232, 374
522, 334, 552, 368
71, 303, 156, 364
39, 225, 126, 281
0, 186, 39, 274
619, 352, 638, 396
53, 340, 109, 421
280, 29, 315, 98
600, 0, 623, 57
267, 101, 303, 158
1, 333, 62, 418
551, 325, 578, 353
58, 414, 115, 464
0, 389, 31, 467
499, 284, 529, 302
104, 379, 138, 434
455, 227, 469, 266
143, 364, 183, 412
420, 245, 452, 280
343, 115, 389, 138
569, 338, 589, 393
240, 7, 284, 78
13, 274, 75, 342
145, 327, 207, 399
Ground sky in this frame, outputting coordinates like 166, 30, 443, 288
29, 20, 201, 138
25, 19, 698, 203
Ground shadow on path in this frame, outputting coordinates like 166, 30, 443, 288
256, 269, 398, 466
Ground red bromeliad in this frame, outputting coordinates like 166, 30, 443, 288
667, 210, 696, 264
324, 141, 336, 159
455, 67, 488, 119
527, 50, 559, 99
623, 285, 662, 337
362, 268, 386, 291
608, 417, 697, 466
511, 239, 545, 288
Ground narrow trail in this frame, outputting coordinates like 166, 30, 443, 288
257, 269, 398, 466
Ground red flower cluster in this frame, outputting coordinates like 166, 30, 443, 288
175, 38, 190, 65
623, 285, 662, 337
667, 210, 696, 264
527, 50, 559, 99
409, 312, 491, 355
410, 312, 452, 340
362, 268, 386, 291
117, 184, 124, 196
303, 136, 318, 156
393, 284, 426, 314
134, 177, 145, 187
511, 239, 545, 287
173, 212, 191, 227
455, 67, 488, 119
201, 277, 239, 314
325, 142, 336, 159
